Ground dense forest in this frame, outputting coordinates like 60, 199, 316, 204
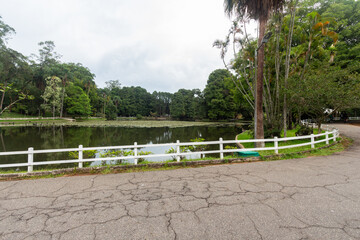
215, 0, 360, 133
0, 0, 360, 126
0, 21, 245, 120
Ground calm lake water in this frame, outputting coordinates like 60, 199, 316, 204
0, 125, 245, 170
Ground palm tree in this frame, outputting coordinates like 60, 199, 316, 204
224, 0, 284, 144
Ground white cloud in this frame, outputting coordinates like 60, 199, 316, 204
0, 0, 239, 92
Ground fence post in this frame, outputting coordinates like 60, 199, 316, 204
176, 140, 180, 162
311, 134, 315, 148
334, 130, 337, 143
219, 138, 224, 159
78, 145, 83, 168
28, 147, 33, 172
325, 131, 329, 145
134, 142, 138, 165
274, 137, 278, 154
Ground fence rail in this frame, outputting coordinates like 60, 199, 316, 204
0, 129, 339, 173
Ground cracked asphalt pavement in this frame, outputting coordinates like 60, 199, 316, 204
0, 124, 360, 240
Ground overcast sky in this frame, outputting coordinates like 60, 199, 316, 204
0, 0, 256, 93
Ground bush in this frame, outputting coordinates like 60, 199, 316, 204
296, 125, 313, 136
136, 114, 143, 120
264, 128, 282, 138
165, 147, 187, 161
100, 149, 134, 165
69, 150, 97, 168
247, 122, 281, 138
183, 138, 208, 158
137, 151, 152, 163
225, 145, 238, 157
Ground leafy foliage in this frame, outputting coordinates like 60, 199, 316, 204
99, 149, 152, 165
100, 149, 134, 165
295, 125, 313, 136
41, 76, 62, 117
204, 69, 238, 120
1, 0, 360, 126
65, 84, 91, 117
105, 100, 117, 120
165, 147, 188, 161
170, 89, 206, 120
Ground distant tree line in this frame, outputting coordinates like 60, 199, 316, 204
0, 16, 248, 120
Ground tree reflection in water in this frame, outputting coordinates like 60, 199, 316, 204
0, 125, 246, 170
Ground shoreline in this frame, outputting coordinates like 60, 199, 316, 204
0, 119, 249, 128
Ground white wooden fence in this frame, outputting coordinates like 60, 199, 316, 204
0, 129, 338, 173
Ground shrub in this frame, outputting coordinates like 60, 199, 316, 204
225, 145, 238, 157
137, 151, 152, 163
264, 128, 282, 138
100, 149, 134, 165
69, 150, 97, 168
165, 147, 187, 161
296, 125, 313, 136
246, 122, 281, 138
183, 138, 208, 158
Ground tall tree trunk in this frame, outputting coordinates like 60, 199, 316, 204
300, 35, 312, 80
0, 98, 23, 115
103, 95, 106, 117
0, 131, 6, 152
317, 119, 322, 134
60, 86, 65, 118
288, 113, 293, 130
283, 0, 298, 138
275, 15, 282, 118
255, 14, 267, 147
297, 109, 302, 125
60, 77, 67, 118
0, 79, 7, 111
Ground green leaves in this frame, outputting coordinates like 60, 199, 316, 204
0, 82, 34, 115
65, 83, 91, 117
170, 89, 205, 120
204, 69, 238, 120
0, 16, 15, 47
41, 76, 62, 117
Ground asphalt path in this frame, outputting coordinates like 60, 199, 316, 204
0, 124, 359, 240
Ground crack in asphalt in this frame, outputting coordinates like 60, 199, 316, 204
0, 124, 359, 239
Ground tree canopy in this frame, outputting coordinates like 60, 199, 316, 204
0, 0, 360, 127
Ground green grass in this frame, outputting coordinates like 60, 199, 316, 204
235, 126, 334, 156
262, 136, 350, 161
0, 112, 39, 118
0, 119, 67, 123
0, 115, 239, 128
0, 112, 247, 128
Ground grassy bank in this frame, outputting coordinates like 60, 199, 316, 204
0, 118, 239, 128
236, 126, 334, 155
0, 115, 243, 128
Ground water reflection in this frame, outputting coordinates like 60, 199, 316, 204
0, 125, 244, 170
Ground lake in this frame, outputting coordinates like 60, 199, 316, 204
0, 124, 246, 170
